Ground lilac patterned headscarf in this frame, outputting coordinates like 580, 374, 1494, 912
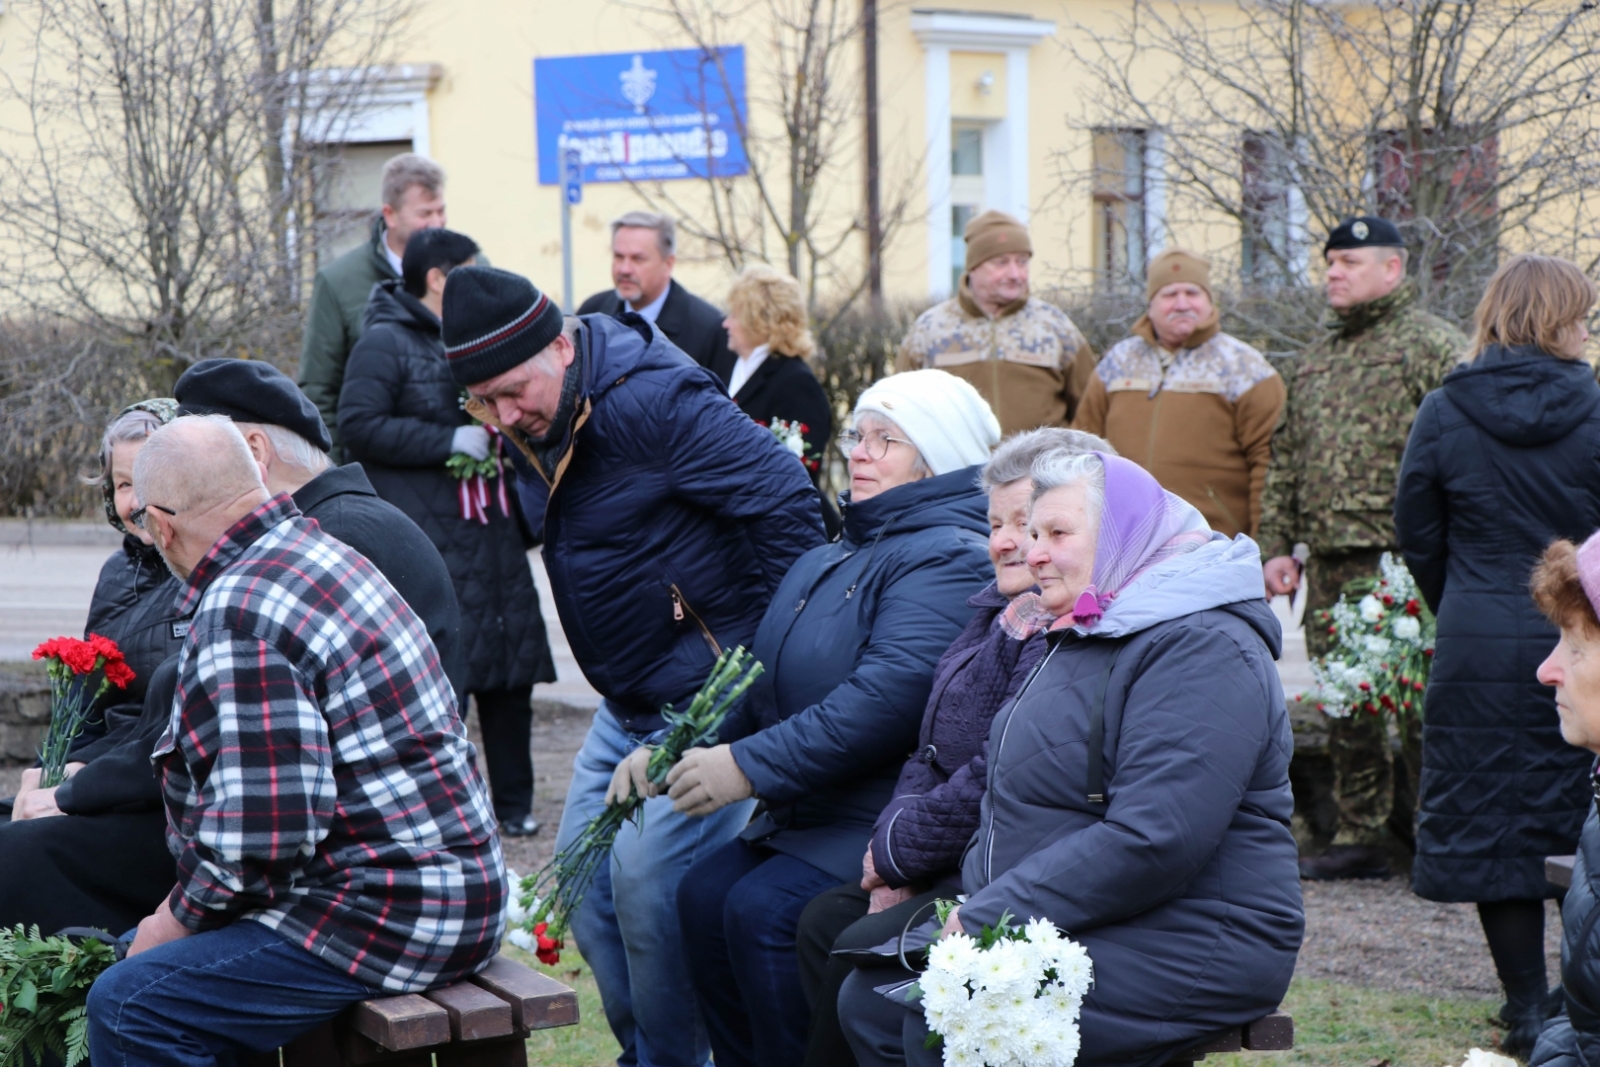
1069, 452, 1211, 629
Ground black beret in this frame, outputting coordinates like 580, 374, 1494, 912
1324, 216, 1405, 255
174, 358, 333, 453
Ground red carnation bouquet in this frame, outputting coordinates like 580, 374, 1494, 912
30, 635, 134, 787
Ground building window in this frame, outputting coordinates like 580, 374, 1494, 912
950, 124, 986, 290
311, 141, 413, 268
1241, 132, 1295, 284
1370, 129, 1499, 280
1092, 128, 1147, 288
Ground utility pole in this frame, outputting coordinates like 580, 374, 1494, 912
864, 0, 883, 312
561, 148, 583, 312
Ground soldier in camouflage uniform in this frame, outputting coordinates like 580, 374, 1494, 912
1259, 216, 1466, 881
897, 210, 1096, 434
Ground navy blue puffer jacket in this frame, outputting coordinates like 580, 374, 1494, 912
727, 466, 993, 883
1397, 344, 1600, 902
505, 314, 826, 732
868, 583, 1046, 889
1531, 790, 1600, 1067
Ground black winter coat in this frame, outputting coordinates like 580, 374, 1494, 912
1397, 344, 1600, 902
75, 535, 185, 745
339, 281, 555, 694
868, 584, 1046, 889
728, 467, 993, 883
963, 593, 1302, 1067
1531, 794, 1600, 1067
732, 353, 833, 475
504, 314, 826, 733
578, 280, 735, 381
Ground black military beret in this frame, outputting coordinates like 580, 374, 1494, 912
1324, 216, 1405, 255
174, 358, 333, 454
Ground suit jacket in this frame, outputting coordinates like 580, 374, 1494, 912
579, 279, 735, 380
732, 353, 833, 473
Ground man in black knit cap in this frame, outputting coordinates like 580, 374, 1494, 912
443, 264, 825, 1067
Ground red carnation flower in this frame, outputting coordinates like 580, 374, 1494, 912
1381, 594, 1394, 607
1404, 599, 1422, 617
104, 660, 136, 689
1358, 681, 1372, 692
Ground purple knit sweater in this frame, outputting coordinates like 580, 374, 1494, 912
868, 583, 1046, 888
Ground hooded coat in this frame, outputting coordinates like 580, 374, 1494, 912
338, 279, 555, 694
959, 536, 1303, 1066
1529, 795, 1600, 1067
489, 314, 826, 734
1396, 343, 1600, 902
727, 466, 993, 883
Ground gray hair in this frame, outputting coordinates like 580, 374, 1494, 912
381, 153, 446, 210
981, 428, 1116, 493
611, 210, 676, 258
853, 410, 933, 479
529, 317, 582, 379
133, 415, 264, 514
1029, 449, 1106, 527
238, 422, 330, 476
91, 407, 165, 483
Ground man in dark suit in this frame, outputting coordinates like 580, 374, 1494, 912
578, 210, 736, 381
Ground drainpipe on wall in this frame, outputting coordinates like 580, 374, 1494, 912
864, 0, 883, 312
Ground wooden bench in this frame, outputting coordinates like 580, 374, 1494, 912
242, 956, 578, 1067
1163, 1011, 1295, 1065
1549, 854, 1577, 889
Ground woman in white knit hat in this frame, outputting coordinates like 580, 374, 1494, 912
659, 369, 1000, 1067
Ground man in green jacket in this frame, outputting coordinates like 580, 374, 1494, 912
1260, 215, 1466, 881
297, 153, 447, 461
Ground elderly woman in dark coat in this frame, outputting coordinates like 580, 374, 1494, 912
643, 369, 999, 1067
1529, 534, 1600, 1067
0, 399, 187, 932
1397, 253, 1600, 1055
839, 450, 1304, 1067
339, 228, 555, 835
793, 427, 1113, 1067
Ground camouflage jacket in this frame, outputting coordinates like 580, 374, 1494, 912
1258, 282, 1466, 559
896, 283, 1095, 434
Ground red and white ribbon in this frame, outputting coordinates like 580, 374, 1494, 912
458, 427, 512, 525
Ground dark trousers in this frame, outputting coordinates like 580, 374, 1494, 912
838, 966, 940, 1067
677, 838, 840, 1067
471, 686, 534, 823
0, 811, 172, 935
796, 881, 958, 1067
87, 920, 379, 1067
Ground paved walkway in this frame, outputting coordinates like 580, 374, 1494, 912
0, 518, 1310, 704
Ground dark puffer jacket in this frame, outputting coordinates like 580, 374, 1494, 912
69, 536, 185, 755
495, 314, 826, 733
339, 280, 555, 694
1531, 794, 1600, 1067
868, 583, 1045, 889
961, 538, 1302, 1067
1397, 344, 1600, 902
728, 467, 993, 883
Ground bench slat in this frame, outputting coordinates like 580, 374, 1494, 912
350, 994, 453, 1051
425, 982, 515, 1042
1549, 854, 1576, 890
468, 956, 579, 1031
1243, 1010, 1296, 1051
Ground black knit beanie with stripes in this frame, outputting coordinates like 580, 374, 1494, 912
442, 266, 565, 386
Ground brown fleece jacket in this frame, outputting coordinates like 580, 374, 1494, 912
1074, 323, 1285, 538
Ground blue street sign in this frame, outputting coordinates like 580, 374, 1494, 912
563, 149, 583, 205
535, 47, 749, 185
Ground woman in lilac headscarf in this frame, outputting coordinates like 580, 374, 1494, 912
839, 451, 1304, 1067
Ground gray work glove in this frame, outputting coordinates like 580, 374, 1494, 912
451, 425, 491, 460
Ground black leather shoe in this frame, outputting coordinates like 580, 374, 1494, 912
1297, 844, 1390, 881
501, 815, 540, 837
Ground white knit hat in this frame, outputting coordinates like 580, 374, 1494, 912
853, 369, 1001, 476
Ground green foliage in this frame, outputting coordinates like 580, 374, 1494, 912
445, 453, 502, 480
0, 926, 117, 1067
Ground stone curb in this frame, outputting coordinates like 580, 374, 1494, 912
0, 518, 122, 549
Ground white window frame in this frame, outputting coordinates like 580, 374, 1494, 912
297, 63, 442, 157
911, 10, 1054, 300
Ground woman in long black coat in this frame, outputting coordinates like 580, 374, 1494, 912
339, 229, 555, 836
1397, 253, 1600, 1056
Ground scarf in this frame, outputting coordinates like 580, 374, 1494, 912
530, 342, 585, 480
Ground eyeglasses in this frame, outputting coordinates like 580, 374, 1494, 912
838, 429, 914, 461
129, 503, 176, 531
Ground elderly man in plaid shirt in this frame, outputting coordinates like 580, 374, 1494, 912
87, 414, 505, 1067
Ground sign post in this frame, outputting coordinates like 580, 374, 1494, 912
560, 148, 583, 313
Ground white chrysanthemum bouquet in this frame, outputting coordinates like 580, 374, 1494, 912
913, 905, 1093, 1067
1303, 551, 1435, 722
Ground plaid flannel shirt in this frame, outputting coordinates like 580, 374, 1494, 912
154, 495, 505, 993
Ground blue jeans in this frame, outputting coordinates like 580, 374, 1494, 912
557, 703, 755, 1067
87, 919, 380, 1067
677, 838, 841, 1067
